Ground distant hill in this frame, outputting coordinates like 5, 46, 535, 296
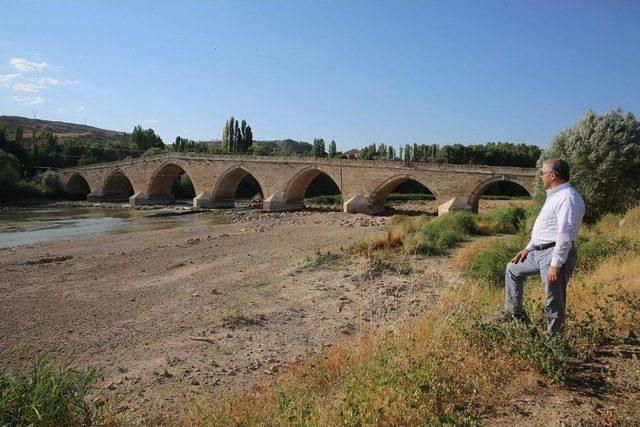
0, 116, 313, 153
0, 116, 123, 146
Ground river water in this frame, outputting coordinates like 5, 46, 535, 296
0, 206, 233, 250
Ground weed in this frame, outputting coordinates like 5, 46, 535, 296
0, 356, 120, 426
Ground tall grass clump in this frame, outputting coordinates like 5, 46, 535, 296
457, 234, 529, 286
355, 206, 532, 258
476, 206, 527, 235
0, 356, 119, 426
403, 211, 476, 254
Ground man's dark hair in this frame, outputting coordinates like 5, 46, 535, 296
544, 158, 570, 181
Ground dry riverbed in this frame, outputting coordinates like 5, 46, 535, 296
0, 208, 462, 421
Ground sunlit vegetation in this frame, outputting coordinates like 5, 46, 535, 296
181, 205, 639, 425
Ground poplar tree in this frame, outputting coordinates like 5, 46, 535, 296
328, 140, 337, 158
403, 144, 411, 163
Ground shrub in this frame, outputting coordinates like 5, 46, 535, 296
476, 206, 527, 234
538, 109, 640, 222
0, 149, 20, 189
460, 235, 529, 286
575, 234, 631, 271
469, 320, 572, 383
41, 170, 63, 195
403, 212, 476, 254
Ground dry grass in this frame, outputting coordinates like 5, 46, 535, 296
180, 205, 640, 425
349, 230, 405, 257
451, 241, 490, 269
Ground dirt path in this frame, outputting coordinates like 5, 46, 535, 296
0, 210, 460, 420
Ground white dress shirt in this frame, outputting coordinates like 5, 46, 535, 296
526, 182, 585, 267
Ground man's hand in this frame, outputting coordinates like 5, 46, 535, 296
547, 266, 561, 284
511, 248, 530, 264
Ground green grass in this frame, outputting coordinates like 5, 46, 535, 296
460, 235, 529, 286
0, 355, 118, 426
476, 206, 528, 235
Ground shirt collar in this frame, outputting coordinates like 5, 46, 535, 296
546, 181, 571, 196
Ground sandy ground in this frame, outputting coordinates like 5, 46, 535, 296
0, 207, 461, 420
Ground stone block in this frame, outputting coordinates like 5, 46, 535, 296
438, 197, 472, 216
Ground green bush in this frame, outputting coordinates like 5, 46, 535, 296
0, 149, 20, 188
575, 234, 632, 271
462, 235, 529, 286
404, 212, 476, 254
470, 320, 572, 383
0, 357, 116, 426
477, 206, 527, 234
538, 109, 640, 222
41, 170, 63, 195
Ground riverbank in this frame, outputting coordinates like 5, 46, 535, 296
0, 207, 460, 420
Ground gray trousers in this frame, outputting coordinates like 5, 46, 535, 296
504, 244, 578, 334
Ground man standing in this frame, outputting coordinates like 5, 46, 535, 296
503, 159, 585, 334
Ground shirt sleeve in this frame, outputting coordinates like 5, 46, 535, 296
551, 197, 576, 267
525, 240, 535, 251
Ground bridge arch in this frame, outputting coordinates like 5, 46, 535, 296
212, 164, 267, 203
65, 173, 91, 199
467, 176, 533, 212
147, 161, 196, 204
283, 165, 342, 206
101, 169, 134, 201
369, 174, 437, 212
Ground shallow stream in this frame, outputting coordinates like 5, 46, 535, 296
0, 205, 232, 249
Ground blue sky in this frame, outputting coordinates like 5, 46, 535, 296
1, 0, 639, 150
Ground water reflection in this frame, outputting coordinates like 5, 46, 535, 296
0, 206, 231, 249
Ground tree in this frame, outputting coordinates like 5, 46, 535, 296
221, 116, 253, 153
403, 144, 411, 163
222, 120, 230, 152
0, 149, 20, 188
243, 125, 253, 152
312, 138, 326, 157
129, 125, 163, 151
539, 109, 640, 222
328, 140, 337, 158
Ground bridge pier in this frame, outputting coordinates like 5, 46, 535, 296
343, 195, 384, 215
193, 193, 234, 209
262, 193, 303, 212
129, 192, 175, 206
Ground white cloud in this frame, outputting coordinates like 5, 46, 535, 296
58, 107, 69, 112
10, 57, 49, 72
0, 73, 21, 84
77, 106, 86, 111
0, 72, 78, 93
10, 95, 46, 105
142, 118, 158, 124
10, 81, 45, 92
37, 77, 78, 86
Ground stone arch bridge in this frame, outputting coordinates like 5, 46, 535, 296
57, 153, 536, 214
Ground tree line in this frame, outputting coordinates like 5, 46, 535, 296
358, 141, 542, 167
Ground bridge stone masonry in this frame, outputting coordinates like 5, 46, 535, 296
56, 153, 536, 215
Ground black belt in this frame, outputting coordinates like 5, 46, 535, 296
532, 242, 556, 251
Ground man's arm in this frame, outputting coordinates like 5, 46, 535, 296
551, 197, 577, 268
548, 197, 579, 283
